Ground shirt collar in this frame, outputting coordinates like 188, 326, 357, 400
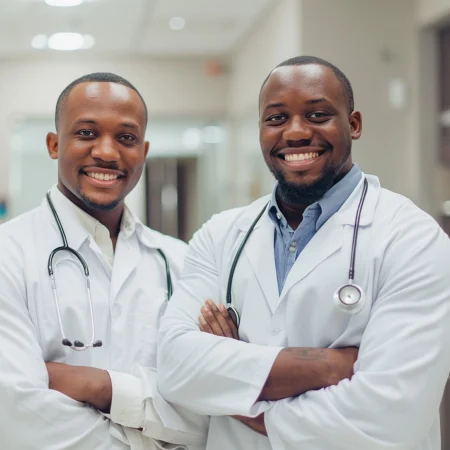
268, 163, 362, 231
49, 186, 137, 246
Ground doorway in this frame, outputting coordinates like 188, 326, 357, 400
145, 157, 198, 243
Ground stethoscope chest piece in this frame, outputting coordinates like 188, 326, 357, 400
333, 283, 365, 314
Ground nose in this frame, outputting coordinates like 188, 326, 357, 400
90, 135, 120, 162
283, 116, 313, 143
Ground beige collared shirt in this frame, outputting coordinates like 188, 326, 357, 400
51, 186, 135, 271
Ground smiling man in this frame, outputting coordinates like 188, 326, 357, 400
0, 73, 207, 449
157, 56, 450, 450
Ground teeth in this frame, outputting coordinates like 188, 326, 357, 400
284, 152, 319, 162
87, 172, 119, 181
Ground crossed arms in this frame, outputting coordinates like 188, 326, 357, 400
156, 209, 450, 449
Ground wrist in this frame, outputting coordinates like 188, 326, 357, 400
83, 367, 113, 413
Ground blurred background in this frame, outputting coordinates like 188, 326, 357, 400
0, 0, 450, 242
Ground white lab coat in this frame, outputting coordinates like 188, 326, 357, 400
0, 192, 208, 450
158, 174, 450, 450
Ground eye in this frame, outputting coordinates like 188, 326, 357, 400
76, 130, 96, 138
119, 134, 137, 143
265, 114, 287, 124
307, 112, 332, 122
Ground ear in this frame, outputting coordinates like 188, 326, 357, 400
47, 132, 59, 160
144, 140, 150, 159
349, 111, 362, 141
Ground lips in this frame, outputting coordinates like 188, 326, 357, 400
80, 166, 126, 188
276, 146, 330, 161
81, 166, 126, 178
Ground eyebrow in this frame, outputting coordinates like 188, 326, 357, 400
305, 97, 328, 105
74, 119, 140, 130
263, 97, 330, 111
264, 102, 286, 110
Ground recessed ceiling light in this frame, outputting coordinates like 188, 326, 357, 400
31, 34, 48, 49
45, 0, 83, 6
47, 33, 94, 51
81, 34, 95, 49
169, 17, 185, 31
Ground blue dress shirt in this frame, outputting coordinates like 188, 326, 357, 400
268, 164, 362, 293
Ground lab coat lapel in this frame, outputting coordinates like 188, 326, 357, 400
243, 213, 280, 313
110, 234, 141, 302
280, 215, 344, 299
280, 174, 380, 300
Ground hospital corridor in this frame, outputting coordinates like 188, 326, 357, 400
1, 0, 450, 449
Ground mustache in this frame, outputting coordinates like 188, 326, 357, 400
273, 139, 332, 154
79, 163, 125, 173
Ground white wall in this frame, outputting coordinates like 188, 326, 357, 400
300, 0, 419, 203
227, 0, 421, 207
0, 56, 228, 198
226, 0, 302, 206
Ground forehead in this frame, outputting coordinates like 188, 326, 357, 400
260, 64, 347, 109
62, 81, 146, 126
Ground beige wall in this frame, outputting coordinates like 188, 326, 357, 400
226, 0, 301, 206
0, 57, 228, 197
301, 0, 419, 203
227, 0, 421, 207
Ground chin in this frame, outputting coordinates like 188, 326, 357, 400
79, 193, 122, 212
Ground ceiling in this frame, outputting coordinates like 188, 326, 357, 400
0, 0, 273, 58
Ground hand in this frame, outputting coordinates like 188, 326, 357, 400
198, 299, 239, 340
232, 413, 267, 436
327, 347, 359, 386
46, 362, 112, 413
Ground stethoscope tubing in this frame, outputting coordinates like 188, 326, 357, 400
226, 177, 369, 325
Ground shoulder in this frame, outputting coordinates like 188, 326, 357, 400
137, 224, 188, 268
374, 187, 450, 256
0, 207, 44, 252
198, 195, 271, 242
377, 187, 440, 230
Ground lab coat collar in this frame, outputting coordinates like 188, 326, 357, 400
232, 174, 380, 310
235, 173, 379, 233
334, 173, 379, 227
42, 187, 95, 252
42, 187, 158, 252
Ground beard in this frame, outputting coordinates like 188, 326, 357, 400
269, 149, 352, 205
78, 192, 123, 212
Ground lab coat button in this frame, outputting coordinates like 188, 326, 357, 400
271, 328, 281, 335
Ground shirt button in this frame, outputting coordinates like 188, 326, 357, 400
288, 241, 297, 252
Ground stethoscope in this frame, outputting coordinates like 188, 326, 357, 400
226, 178, 369, 327
46, 191, 173, 351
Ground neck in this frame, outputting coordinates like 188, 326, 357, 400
276, 195, 308, 230
57, 183, 124, 243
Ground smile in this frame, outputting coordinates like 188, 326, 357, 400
283, 152, 320, 162
86, 172, 120, 181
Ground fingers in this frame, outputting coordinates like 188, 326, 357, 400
218, 303, 239, 340
198, 314, 213, 334
198, 299, 239, 339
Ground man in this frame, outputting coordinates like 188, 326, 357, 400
0, 73, 207, 449
157, 56, 450, 449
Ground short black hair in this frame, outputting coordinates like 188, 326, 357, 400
55, 72, 148, 130
260, 56, 354, 112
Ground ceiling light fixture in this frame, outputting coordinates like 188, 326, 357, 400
169, 16, 186, 31
45, 0, 84, 6
31, 34, 48, 49
47, 33, 95, 51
